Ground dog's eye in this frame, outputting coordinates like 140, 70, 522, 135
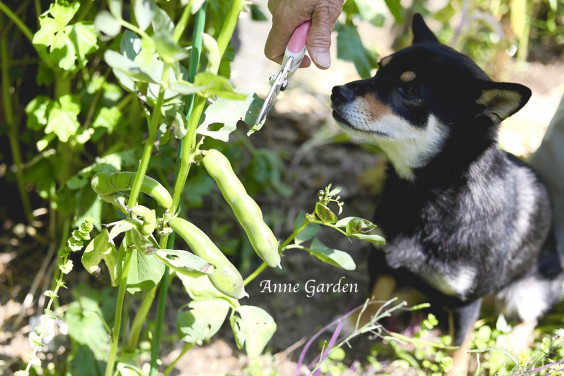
398, 85, 420, 99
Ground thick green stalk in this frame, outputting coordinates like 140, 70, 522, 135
105, 242, 134, 376
1, 24, 33, 224
0, 0, 34, 42
173, 0, 192, 43
216, 0, 242, 58
163, 343, 194, 376
149, 5, 208, 375
127, 74, 167, 208
126, 286, 157, 352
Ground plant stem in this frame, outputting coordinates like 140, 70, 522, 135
0, 0, 34, 42
0, 24, 34, 224
126, 285, 157, 352
148, 267, 170, 376
172, 0, 192, 43
149, 5, 208, 374
127, 69, 168, 208
105, 242, 134, 376
163, 342, 194, 376
216, 0, 242, 58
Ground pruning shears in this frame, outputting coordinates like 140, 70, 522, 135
257, 21, 311, 125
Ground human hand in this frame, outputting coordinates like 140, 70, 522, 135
264, 0, 344, 70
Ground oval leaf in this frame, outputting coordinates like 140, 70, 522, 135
134, 0, 156, 31
94, 11, 121, 39
155, 249, 213, 277
177, 299, 230, 343
306, 238, 356, 270
349, 232, 386, 245
315, 203, 337, 224
126, 248, 165, 294
235, 306, 276, 358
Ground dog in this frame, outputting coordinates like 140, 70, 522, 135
331, 14, 563, 375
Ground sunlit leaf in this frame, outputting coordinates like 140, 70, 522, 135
155, 249, 213, 277
177, 299, 230, 342
336, 22, 378, 79
233, 306, 276, 358
197, 89, 263, 141
94, 11, 121, 39
306, 238, 356, 270
134, 0, 156, 31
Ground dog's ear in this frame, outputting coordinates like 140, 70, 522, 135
476, 81, 531, 123
412, 13, 440, 44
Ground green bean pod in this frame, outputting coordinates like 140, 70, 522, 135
130, 205, 156, 238
201, 149, 281, 268
91, 171, 173, 209
169, 217, 248, 299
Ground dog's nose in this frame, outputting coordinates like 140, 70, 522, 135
331, 85, 355, 105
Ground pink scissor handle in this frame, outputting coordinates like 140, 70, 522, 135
282, 21, 311, 77
287, 21, 311, 53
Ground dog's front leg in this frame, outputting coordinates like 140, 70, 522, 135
447, 299, 482, 376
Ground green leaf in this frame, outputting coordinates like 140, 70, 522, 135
92, 106, 123, 135
25, 95, 53, 130
193, 72, 246, 99
82, 229, 118, 285
126, 248, 166, 294
154, 30, 188, 63
65, 296, 111, 361
152, 7, 174, 33
202, 33, 221, 74
306, 238, 356, 270
94, 10, 121, 38
108, 220, 136, 241
197, 89, 263, 142
69, 23, 98, 67
336, 22, 378, 79
155, 249, 213, 277
315, 203, 337, 224
230, 313, 246, 349
33, 2, 97, 72
293, 212, 321, 245
134, 0, 156, 31
176, 299, 231, 342
116, 363, 144, 376
177, 273, 233, 301
49, 0, 80, 25
234, 306, 276, 358
45, 94, 81, 142
104, 50, 160, 84
349, 232, 386, 245
384, 0, 403, 24
335, 216, 377, 235
108, 0, 123, 19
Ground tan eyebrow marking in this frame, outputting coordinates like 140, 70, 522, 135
400, 71, 416, 82
380, 56, 392, 67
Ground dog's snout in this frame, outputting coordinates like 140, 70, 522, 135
331, 85, 355, 105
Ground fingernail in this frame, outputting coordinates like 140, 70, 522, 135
313, 51, 331, 68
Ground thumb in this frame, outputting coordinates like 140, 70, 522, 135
307, 0, 343, 69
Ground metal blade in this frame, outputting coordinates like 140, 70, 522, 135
256, 57, 295, 125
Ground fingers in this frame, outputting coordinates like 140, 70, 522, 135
307, 0, 343, 69
264, 0, 314, 64
264, 0, 343, 69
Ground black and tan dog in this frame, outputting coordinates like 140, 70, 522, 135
331, 14, 563, 375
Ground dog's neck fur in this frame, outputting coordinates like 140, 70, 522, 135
386, 116, 500, 184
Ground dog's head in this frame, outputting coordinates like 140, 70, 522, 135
331, 14, 531, 180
